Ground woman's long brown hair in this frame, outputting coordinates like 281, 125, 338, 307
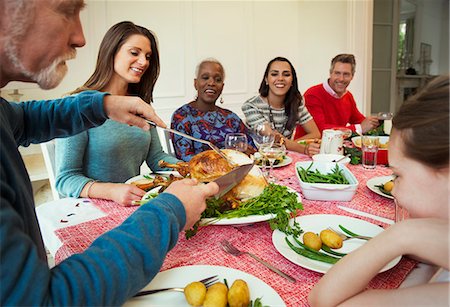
70, 21, 160, 103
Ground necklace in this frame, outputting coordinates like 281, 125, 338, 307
267, 101, 287, 135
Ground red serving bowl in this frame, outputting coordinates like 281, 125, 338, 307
351, 136, 389, 165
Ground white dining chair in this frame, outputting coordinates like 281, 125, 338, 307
156, 128, 175, 156
40, 141, 62, 200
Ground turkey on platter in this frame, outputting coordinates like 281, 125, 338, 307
159, 149, 268, 202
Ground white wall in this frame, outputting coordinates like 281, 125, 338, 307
1, 0, 373, 124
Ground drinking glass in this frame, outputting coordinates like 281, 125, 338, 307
259, 143, 286, 182
251, 122, 275, 149
361, 136, 379, 169
250, 123, 275, 175
377, 112, 394, 135
224, 133, 248, 152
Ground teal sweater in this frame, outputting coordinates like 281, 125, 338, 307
55, 116, 179, 198
0, 91, 185, 305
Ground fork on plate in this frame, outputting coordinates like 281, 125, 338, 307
133, 275, 218, 297
328, 227, 372, 241
220, 239, 296, 283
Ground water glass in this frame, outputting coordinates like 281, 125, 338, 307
259, 143, 286, 182
361, 136, 379, 169
224, 133, 248, 152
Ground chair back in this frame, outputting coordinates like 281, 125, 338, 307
156, 128, 175, 156
40, 141, 62, 200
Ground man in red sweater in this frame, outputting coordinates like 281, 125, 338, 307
303, 54, 379, 135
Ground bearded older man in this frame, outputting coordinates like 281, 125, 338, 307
0, 0, 218, 305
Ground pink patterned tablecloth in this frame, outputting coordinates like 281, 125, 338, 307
54, 152, 416, 306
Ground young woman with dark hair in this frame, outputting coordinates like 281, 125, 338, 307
242, 57, 321, 156
55, 21, 179, 206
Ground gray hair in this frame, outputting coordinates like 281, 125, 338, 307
195, 57, 226, 80
2, 0, 34, 35
1, 0, 36, 75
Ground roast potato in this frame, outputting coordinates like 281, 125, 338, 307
320, 229, 343, 249
227, 279, 250, 307
383, 180, 394, 192
203, 282, 228, 307
303, 232, 322, 251
184, 281, 207, 306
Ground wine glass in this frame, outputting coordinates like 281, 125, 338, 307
224, 133, 248, 152
259, 143, 286, 183
251, 122, 275, 149
250, 122, 275, 173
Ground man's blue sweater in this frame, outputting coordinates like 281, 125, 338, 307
0, 91, 185, 305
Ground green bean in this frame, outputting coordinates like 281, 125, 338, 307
292, 236, 322, 254
339, 224, 364, 237
292, 236, 344, 260
321, 245, 347, 257
297, 166, 349, 184
285, 238, 340, 264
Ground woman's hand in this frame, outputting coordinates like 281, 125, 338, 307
305, 142, 321, 156
85, 181, 147, 206
109, 184, 148, 206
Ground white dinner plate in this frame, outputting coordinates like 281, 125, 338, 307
201, 186, 301, 226
366, 175, 395, 200
124, 265, 285, 307
253, 154, 293, 169
272, 214, 401, 274
125, 171, 181, 185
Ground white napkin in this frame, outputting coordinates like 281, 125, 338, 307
36, 198, 107, 256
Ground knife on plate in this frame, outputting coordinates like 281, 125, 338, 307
338, 205, 394, 225
213, 163, 254, 199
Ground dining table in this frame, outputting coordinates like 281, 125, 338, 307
36, 151, 437, 306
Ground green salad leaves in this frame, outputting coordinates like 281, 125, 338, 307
185, 184, 304, 239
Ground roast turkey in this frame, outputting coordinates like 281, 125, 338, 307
159, 149, 268, 201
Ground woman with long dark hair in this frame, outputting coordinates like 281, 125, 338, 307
55, 21, 179, 206
242, 57, 321, 156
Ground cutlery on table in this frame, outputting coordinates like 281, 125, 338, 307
133, 275, 218, 297
220, 239, 296, 283
213, 163, 254, 199
337, 205, 394, 225
328, 227, 372, 241
143, 119, 235, 166
332, 154, 351, 163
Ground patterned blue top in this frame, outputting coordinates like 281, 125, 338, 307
171, 103, 254, 161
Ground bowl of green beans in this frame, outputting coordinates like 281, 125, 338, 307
295, 161, 358, 201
